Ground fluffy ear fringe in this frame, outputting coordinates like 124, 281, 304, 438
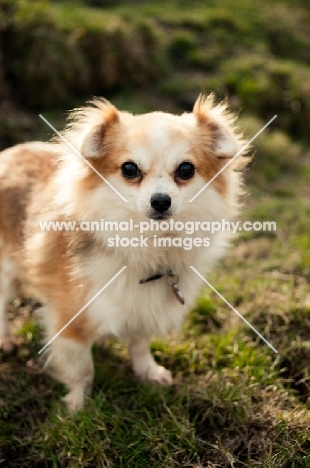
55, 99, 119, 159
193, 94, 250, 166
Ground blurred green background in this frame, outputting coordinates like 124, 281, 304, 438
1, 0, 310, 147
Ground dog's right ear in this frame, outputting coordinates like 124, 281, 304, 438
79, 101, 120, 159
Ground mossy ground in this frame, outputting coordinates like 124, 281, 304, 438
0, 0, 310, 466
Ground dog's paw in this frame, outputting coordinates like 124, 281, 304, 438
139, 365, 173, 387
0, 334, 14, 353
62, 387, 85, 412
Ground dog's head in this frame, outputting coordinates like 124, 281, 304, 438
62, 95, 247, 220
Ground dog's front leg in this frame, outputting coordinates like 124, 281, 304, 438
128, 337, 173, 386
46, 336, 94, 411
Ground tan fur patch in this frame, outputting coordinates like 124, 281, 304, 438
0, 143, 57, 251
191, 147, 229, 196
25, 227, 94, 343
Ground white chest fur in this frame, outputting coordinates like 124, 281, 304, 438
84, 229, 228, 341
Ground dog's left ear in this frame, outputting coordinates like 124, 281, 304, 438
193, 94, 240, 160
79, 101, 120, 158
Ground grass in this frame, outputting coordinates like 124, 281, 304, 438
0, 0, 310, 466
1, 132, 309, 465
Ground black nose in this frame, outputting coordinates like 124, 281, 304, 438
150, 193, 171, 213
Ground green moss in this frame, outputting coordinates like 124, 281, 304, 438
16, 319, 40, 342
169, 30, 198, 64
0, 1, 167, 109
222, 56, 310, 138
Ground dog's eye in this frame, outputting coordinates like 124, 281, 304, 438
175, 162, 195, 180
121, 162, 141, 179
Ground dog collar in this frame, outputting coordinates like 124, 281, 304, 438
139, 270, 185, 305
139, 273, 164, 283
